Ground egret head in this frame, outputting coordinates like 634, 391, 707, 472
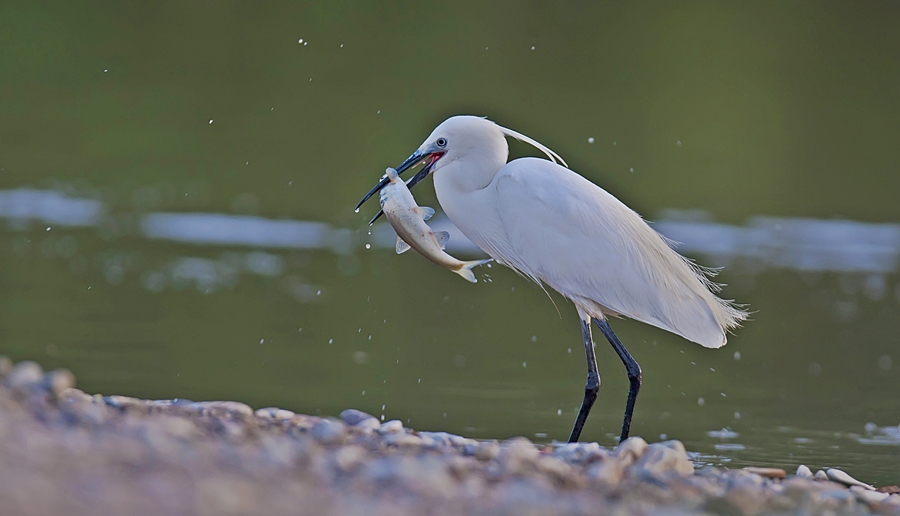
355, 115, 566, 214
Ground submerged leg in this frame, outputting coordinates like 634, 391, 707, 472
568, 318, 600, 443
594, 318, 642, 441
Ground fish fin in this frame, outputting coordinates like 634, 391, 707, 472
395, 237, 411, 254
434, 231, 450, 249
454, 259, 493, 283
417, 206, 435, 221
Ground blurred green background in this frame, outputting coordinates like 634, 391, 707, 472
1, 2, 899, 483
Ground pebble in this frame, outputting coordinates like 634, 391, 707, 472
4, 360, 44, 389
377, 419, 404, 434
878, 486, 900, 494
499, 437, 539, 475
43, 369, 76, 396
615, 436, 648, 467
309, 419, 346, 444
472, 441, 500, 461
814, 469, 829, 481
796, 464, 813, 479
340, 408, 380, 430
633, 440, 693, 476
743, 467, 786, 479
826, 468, 875, 490
851, 485, 890, 504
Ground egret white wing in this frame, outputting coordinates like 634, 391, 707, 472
494, 158, 745, 348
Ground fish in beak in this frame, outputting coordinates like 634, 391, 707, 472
355, 146, 445, 224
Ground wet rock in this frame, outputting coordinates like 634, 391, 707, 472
877, 485, 900, 494
850, 485, 889, 505
384, 432, 422, 447
333, 445, 367, 472
104, 395, 143, 409
377, 419, 404, 434
499, 437, 539, 475
826, 468, 874, 490
615, 436, 648, 467
472, 440, 500, 461
742, 466, 785, 479
339, 408, 380, 430
633, 440, 693, 476
255, 407, 294, 421
4, 360, 44, 390
586, 458, 623, 485
813, 469, 829, 481
190, 401, 254, 418
553, 441, 607, 465
796, 464, 813, 479
309, 418, 346, 444
43, 369, 76, 396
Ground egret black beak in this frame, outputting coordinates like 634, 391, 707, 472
355, 148, 443, 224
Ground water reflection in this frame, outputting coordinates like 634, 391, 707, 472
4, 188, 900, 276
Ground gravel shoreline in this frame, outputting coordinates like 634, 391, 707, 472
1, 358, 897, 516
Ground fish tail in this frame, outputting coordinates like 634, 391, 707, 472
453, 259, 493, 283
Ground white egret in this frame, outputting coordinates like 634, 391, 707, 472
357, 116, 748, 442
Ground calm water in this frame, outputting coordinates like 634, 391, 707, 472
2, 2, 899, 484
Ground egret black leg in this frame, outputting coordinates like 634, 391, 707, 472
568, 318, 600, 443
594, 318, 642, 441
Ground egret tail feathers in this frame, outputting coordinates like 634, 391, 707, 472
453, 259, 493, 283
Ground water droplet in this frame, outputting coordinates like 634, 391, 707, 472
316, 290, 321, 295
328, 339, 333, 344
557, 409, 562, 416
259, 338, 264, 344
522, 361, 527, 368
354, 208, 360, 213
734, 411, 741, 419
567, 348, 571, 353
209, 119, 214, 124
365, 243, 371, 249
361, 390, 365, 395
710, 367, 716, 372
288, 181, 292, 186
417, 378, 421, 383
587, 137, 595, 144
720, 392, 727, 397
298, 38, 304, 44
303, 41, 307, 46
629, 167, 634, 173
613, 141, 617, 146
340, 43, 344, 48
659, 433, 668, 440
530, 45, 535, 50
45, 227, 51, 231
103, 69, 108, 73
697, 397, 705, 406
733, 351, 741, 361
531, 335, 537, 342
676, 140, 682, 147
376, 110, 381, 114
380, 414, 384, 421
